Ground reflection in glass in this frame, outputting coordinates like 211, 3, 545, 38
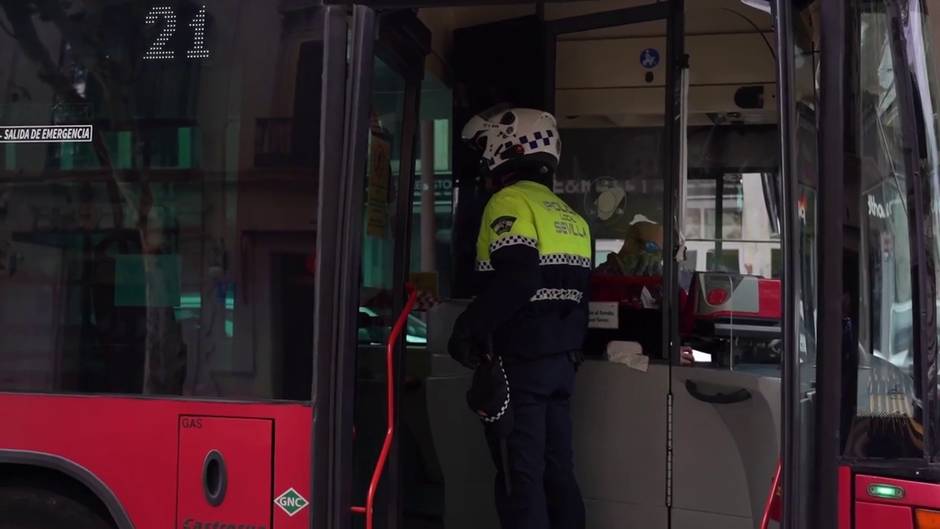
685, 172, 781, 278
901, 0, 940, 459
352, 56, 407, 529
843, 7, 923, 459
786, 4, 821, 525
678, 18, 782, 369
555, 22, 670, 359
0, 1, 323, 400
399, 74, 454, 529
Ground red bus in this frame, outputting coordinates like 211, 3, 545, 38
0, 1, 938, 529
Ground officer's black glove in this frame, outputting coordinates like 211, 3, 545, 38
448, 317, 486, 369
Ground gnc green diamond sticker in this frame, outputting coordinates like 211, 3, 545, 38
274, 488, 309, 516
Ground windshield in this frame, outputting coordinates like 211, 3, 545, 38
683, 171, 781, 278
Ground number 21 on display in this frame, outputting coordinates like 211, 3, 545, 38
143, 5, 209, 61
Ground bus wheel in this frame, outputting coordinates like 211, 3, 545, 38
0, 485, 115, 529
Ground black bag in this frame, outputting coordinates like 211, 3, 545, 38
467, 355, 515, 494
467, 356, 511, 425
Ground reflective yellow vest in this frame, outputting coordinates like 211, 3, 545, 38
471, 180, 592, 358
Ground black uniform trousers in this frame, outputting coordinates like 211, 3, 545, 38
485, 353, 586, 529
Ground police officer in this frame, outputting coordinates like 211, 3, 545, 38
449, 107, 590, 529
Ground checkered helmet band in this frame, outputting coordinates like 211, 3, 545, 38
461, 107, 561, 174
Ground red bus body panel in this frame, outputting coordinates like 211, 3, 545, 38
854, 473, 940, 529
178, 417, 274, 529
839, 466, 852, 529
0, 393, 311, 529
855, 502, 914, 529
856, 474, 940, 509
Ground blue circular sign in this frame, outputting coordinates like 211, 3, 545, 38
640, 48, 660, 69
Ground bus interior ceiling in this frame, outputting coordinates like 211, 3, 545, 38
388, 3, 783, 529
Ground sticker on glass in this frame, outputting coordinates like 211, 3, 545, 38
0, 125, 93, 144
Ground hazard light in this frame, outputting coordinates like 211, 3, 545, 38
916, 509, 940, 529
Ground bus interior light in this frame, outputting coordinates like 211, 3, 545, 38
915, 509, 940, 529
868, 484, 905, 500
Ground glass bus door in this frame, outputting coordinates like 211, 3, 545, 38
545, 7, 677, 529
834, 1, 940, 528
778, 0, 940, 528
324, 4, 790, 529
314, 7, 430, 529
775, 2, 822, 528
348, 23, 428, 529
328, 4, 787, 529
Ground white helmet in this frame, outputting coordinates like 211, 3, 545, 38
461, 106, 561, 177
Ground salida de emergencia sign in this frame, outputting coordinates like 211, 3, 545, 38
1, 125, 93, 143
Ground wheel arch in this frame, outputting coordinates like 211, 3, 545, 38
0, 450, 135, 529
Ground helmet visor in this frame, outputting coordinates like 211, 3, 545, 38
461, 103, 513, 151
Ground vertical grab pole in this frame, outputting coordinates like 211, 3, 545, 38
761, 460, 783, 529
351, 284, 418, 529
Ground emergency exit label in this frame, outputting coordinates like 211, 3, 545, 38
0, 125, 93, 143
274, 488, 309, 517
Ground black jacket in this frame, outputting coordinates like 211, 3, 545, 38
455, 177, 592, 361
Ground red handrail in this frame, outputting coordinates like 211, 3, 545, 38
350, 284, 418, 529
760, 460, 782, 529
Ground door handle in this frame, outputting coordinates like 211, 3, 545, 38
684, 380, 752, 404
351, 284, 418, 529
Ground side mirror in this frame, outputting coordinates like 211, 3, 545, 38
427, 300, 471, 356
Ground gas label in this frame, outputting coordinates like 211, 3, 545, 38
181, 417, 202, 429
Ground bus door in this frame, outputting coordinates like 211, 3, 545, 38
825, 1, 940, 528
775, 2, 822, 528
322, 3, 782, 529
547, 3, 786, 529
310, 6, 431, 529
543, 6, 679, 529
778, 0, 940, 528
667, 6, 784, 529
331, 3, 783, 529
349, 13, 430, 529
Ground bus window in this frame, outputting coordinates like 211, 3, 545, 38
556, 19, 670, 360
681, 171, 782, 367
843, 3, 923, 458
554, 19, 670, 241
0, 2, 324, 400
409, 76, 454, 302
679, 5, 782, 370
